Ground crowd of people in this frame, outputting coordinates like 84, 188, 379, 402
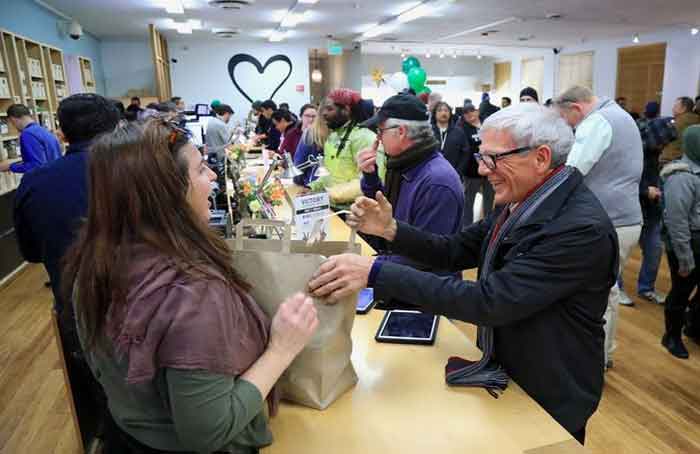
4, 81, 700, 453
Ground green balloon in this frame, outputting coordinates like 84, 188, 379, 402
407, 67, 427, 92
211, 99, 222, 107
402, 56, 421, 74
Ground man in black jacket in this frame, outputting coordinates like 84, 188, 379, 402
459, 103, 495, 225
309, 103, 618, 445
431, 101, 469, 177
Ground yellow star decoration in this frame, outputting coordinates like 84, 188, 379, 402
371, 68, 385, 87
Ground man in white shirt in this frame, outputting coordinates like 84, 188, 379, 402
555, 86, 643, 369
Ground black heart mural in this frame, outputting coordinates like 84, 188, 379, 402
227, 54, 293, 104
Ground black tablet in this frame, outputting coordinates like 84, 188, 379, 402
356, 288, 375, 314
375, 310, 439, 345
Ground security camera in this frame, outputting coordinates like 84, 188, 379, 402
69, 20, 83, 40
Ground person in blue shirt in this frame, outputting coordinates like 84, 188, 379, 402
13, 94, 120, 448
0, 104, 62, 173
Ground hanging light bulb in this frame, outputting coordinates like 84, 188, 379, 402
452, 50, 457, 59
311, 49, 323, 83
401, 51, 406, 58
477, 50, 482, 60
692, 27, 699, 36
425, 51, 431, 58
439, 49, 445, 58
633, 33, 640, 43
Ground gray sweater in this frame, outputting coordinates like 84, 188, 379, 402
661, 156, 700, 273
206, 117, 233, 159
581, 98, 643, 227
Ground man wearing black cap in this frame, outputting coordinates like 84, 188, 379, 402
355, 94, 464, 302
520, 87, 540, 103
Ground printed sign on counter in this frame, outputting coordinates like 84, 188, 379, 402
293, 192, 330, 240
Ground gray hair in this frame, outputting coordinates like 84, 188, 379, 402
480, 103, 574, 168
384, 118, 434, 143
553, 86, 595, 108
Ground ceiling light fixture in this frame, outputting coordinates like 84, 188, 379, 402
633, 33, 640, 43
437, 17, 519, 42
425, 51, 431, 58
269, 30, 287, 42
692, 27, 699, 35
311, 50, 323, 82
171, 19, 202, 34
298, 0, 320, 3
165, 1, 184, 14
358, 0, 453, 41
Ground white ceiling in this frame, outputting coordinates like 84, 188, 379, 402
42, 0, 700, 51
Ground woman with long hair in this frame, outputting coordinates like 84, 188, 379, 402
63, 119, 318, 453
293, 104, 327, 187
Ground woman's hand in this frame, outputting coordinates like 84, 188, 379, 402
268, 293, 318, 360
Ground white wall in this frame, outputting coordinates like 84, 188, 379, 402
361, 54, 495, 107
556, 28, 700, 115
169, 41, 310, 122
101, 40, 155, 98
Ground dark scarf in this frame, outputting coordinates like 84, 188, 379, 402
385, 136, 439, 207
446, 165, 575, 397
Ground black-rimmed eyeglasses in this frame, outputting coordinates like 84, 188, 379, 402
474, 146, 532, 170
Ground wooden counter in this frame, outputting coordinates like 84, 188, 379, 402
257, 181, 588, 454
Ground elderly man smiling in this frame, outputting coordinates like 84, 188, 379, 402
308, 103, 618, 445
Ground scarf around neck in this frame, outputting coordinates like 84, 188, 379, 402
384, 136, 439, 207
446, 165, 575, 396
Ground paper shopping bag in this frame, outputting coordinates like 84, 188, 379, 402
229, 219, 360, 410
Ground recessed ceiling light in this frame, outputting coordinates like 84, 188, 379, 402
165, 1, 184, 14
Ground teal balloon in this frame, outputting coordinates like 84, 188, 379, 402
402, 56, 421, 74
407, 67, 427, 92
211, 99, 222, 107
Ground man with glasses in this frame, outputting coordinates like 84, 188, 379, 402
309, 103, 617, 445
354, 94, 464, 308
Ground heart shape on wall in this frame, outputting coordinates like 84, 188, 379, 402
227, 54, 293, 104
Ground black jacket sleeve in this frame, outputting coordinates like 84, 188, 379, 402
387, 218, 492, 272
374, 223, 617, 327
13, 182, 42, 263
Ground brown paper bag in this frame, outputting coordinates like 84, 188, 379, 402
229, 219, 360, 410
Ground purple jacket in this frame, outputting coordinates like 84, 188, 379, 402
361, 150, 464, 271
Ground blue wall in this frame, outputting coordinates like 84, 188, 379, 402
0, 0, 105, 94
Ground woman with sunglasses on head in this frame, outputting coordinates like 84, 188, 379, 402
62, 119, 318, 454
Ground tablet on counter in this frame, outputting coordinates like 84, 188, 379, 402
375, 310, 439, 345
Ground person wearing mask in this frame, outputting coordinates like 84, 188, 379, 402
311, 89, 377, 210
554, 86, 643, 369
478, 93, 500, 122
659, 125, 700, 358
309, 103, 617, 445
519, 87, 540, 103
660, 97, 700, 164
254, 100, 281, 152
13, 94, 121, 446
0, 104, 62, 173
501, 97, 512, 108
272, 109, 302, 158
459, 103, 495, 226
431, 101, 469, 177
618, 101, 665, 304
205, 103, 234, 160
62, 120, 318, 453
356, 94, 464, 309
293, 104, 325, 187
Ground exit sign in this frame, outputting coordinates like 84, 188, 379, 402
328, 41, 343, 56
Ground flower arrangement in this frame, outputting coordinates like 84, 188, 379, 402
238, 177, 286, 216
226, 143, 248, 166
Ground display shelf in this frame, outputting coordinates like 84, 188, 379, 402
78, 56, 95, 93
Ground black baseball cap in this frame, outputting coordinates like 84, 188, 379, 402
360, 94, 429, 129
